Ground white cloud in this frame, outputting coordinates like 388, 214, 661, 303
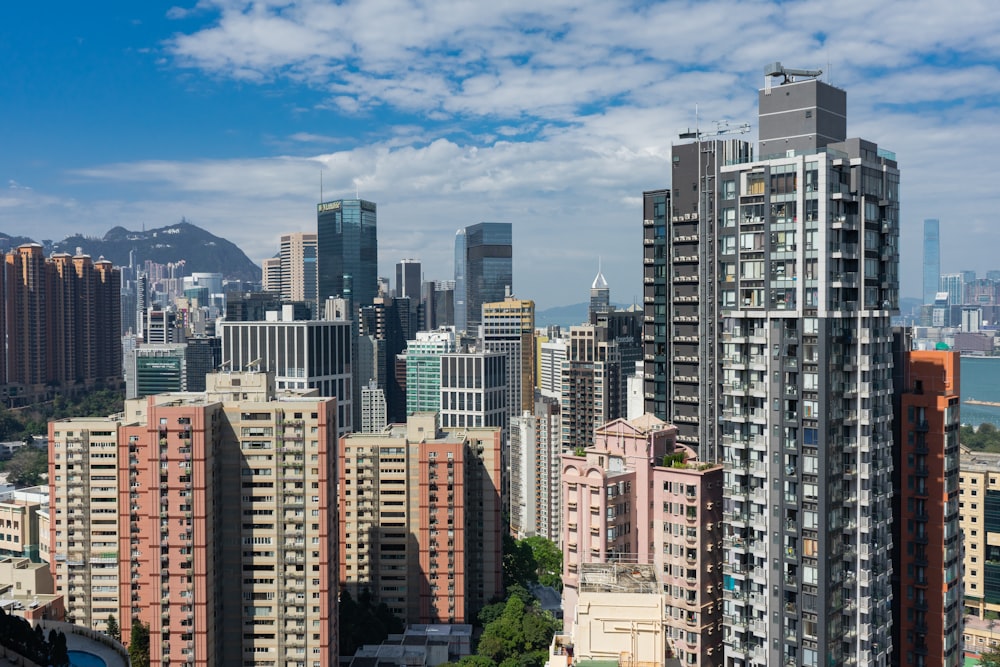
7, 0, 1000, 309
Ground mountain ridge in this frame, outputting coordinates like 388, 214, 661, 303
0, 220, 261, 283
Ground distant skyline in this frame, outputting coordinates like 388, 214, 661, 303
2, 1, 1000, 308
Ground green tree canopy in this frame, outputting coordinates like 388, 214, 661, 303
129, 618, 150, 667
4, 447, 47, 487
522, 537, 562, 590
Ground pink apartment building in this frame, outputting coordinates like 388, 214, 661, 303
561, 414, 723, 667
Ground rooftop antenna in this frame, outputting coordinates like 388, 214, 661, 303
320, 170, 324, 203
764, 61, 823, 86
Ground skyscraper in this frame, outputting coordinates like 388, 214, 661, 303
588, 267, 610, 323
395, 258, 421, 303
454, 229, 467, 333
218, 306, 353, 434
456, 223, 512, 334
317, 199, 378, 312
646, 66, 900, 665
922, 219, 940, 306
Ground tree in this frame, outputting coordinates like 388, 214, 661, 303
106, 614, 120, 642
502, 535, 534, 590
5, 447, 47, 487
523, 537, 562, 590
129, 618, 150, 667
981, 645, 1000, 667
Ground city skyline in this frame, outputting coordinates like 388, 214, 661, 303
2, 2, 999, 308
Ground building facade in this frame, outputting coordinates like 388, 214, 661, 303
438, 352, 507, 432
922, 219, 940, 306
404, 330, 457, 417
482, 295, 536, 417
218, 307, 353, 434
459, 223, 512, 334
279, 232, 319, 304
892, 347, 962, 667
1, 244, 122, 405
560, 415, 724, 667
49, 372, 339, 665
509, 395, 561, 542
715, 75, 899, 667
339, 413, 503, 624
317, 199, 378, 312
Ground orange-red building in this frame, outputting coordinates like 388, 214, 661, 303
2, 243, 121, 405
339, 413, 502, 624
892, 348, 962, 667
50, 372, 338, 666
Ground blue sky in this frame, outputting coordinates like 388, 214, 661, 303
2, 0, 1000, 309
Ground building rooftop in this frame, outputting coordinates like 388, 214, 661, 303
578, 562, 659, 594
961, 447, 1000, 471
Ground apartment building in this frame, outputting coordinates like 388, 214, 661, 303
892, 347, 962, 667
560, 415, 723, 666
509, 395, 561, 542
642, 68, 900, 666
49, 371, 339, 666
482, 295, 535, 417
339, 413, 503, 625
2, 244, 121, 405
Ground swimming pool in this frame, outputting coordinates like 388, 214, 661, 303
68, 650, 108, 667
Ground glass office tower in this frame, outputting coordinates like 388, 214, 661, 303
463, 222, 512, 333
317, 199, 378, 313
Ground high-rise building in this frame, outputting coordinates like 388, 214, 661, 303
560, 415, 723, 666
396, 259, 421, 304
424, 279, 455, 331
959, 450, 1000, 647
940, 273, 964, 306
218, 305, 353, 434
261, 256, 281, 292
891, 342, 962, 667
509, 395, 561, 541
279, 232, 319, 304
360, 380, 387, 433
559, 317, 639, 450
405, 329, 457, 415
49, 371, 339, 664
317, 199, 378, 312
922, 219, 940, 306
454, 230, 467, 333
482, 295, 535, 417
646, 68, 900, 665
439, 351, 507, 432
588, 267, 610, 323
1, 244, 122, 405
339, 413, 503, 624
359, 295, 412, 423
720, 73, 898, 666
640, 136, 750, 450
538, 337, 567, 399
456, 223, 512, 334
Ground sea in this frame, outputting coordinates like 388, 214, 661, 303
960, 356, 1000, 428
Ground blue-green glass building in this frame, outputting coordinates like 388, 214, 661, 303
317, 199, 378, 313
